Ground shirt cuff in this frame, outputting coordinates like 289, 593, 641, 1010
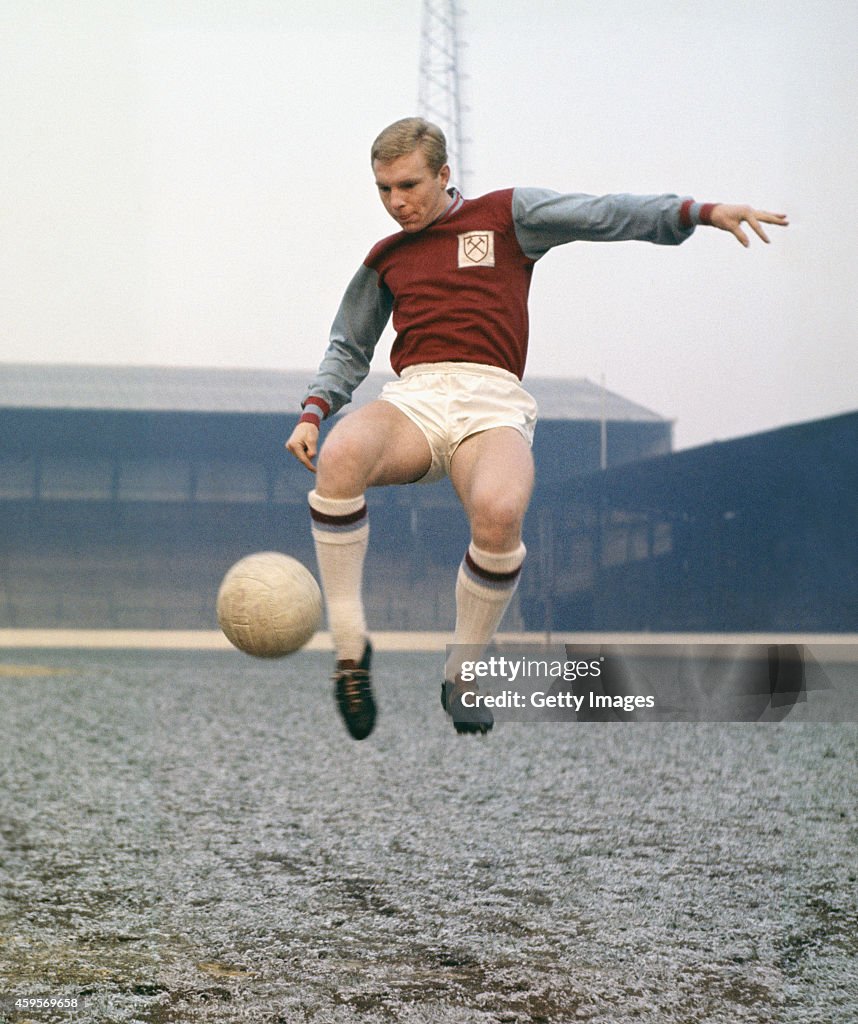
680, 199, 719, 228
299, 397, 330, 428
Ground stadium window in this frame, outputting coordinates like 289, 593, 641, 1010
0, 455, 37, 499
194, 460, 267, 503
601, 510, 654, 567
117, 457, 192, 502
39, 456, 114, 501
652, 519, 673, 557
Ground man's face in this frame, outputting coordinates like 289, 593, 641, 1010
373, 148, 451, 233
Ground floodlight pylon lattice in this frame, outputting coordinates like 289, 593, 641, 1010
418, 0, 471, 194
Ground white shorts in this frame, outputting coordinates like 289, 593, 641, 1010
378, 362, 539, 483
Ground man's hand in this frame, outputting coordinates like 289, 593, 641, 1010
285, 421, 319, 473
708, 204, 788, 247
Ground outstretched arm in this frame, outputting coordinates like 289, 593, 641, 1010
704, 204, 788, 247
512, 190, 788, 259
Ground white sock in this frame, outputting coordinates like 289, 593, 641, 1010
308, 490, 369, 663
444, 541, 526, 681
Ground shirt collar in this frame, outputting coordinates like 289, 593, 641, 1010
436, 187, 464, 223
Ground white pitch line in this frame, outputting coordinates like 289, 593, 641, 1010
0, 629, 856, 659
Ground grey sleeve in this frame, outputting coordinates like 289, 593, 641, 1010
301, 263, 394, 417
512, 187, 696, 260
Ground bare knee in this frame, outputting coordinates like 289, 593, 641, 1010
450, 426, 534, 553
468, 488, 529, 552
316, 425, 373, 498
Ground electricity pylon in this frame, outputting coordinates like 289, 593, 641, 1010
418, 1, 471, 193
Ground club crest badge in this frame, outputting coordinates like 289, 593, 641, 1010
458, 230, 495, 268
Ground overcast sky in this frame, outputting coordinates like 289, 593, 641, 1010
2, 0, 856, 449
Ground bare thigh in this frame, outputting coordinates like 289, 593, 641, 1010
449, 427, 535, 552
315, 400, 433, 498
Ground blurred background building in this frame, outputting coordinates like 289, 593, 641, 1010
0, 363, 853, 633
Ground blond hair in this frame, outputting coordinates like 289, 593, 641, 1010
371, 117, 448, 174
